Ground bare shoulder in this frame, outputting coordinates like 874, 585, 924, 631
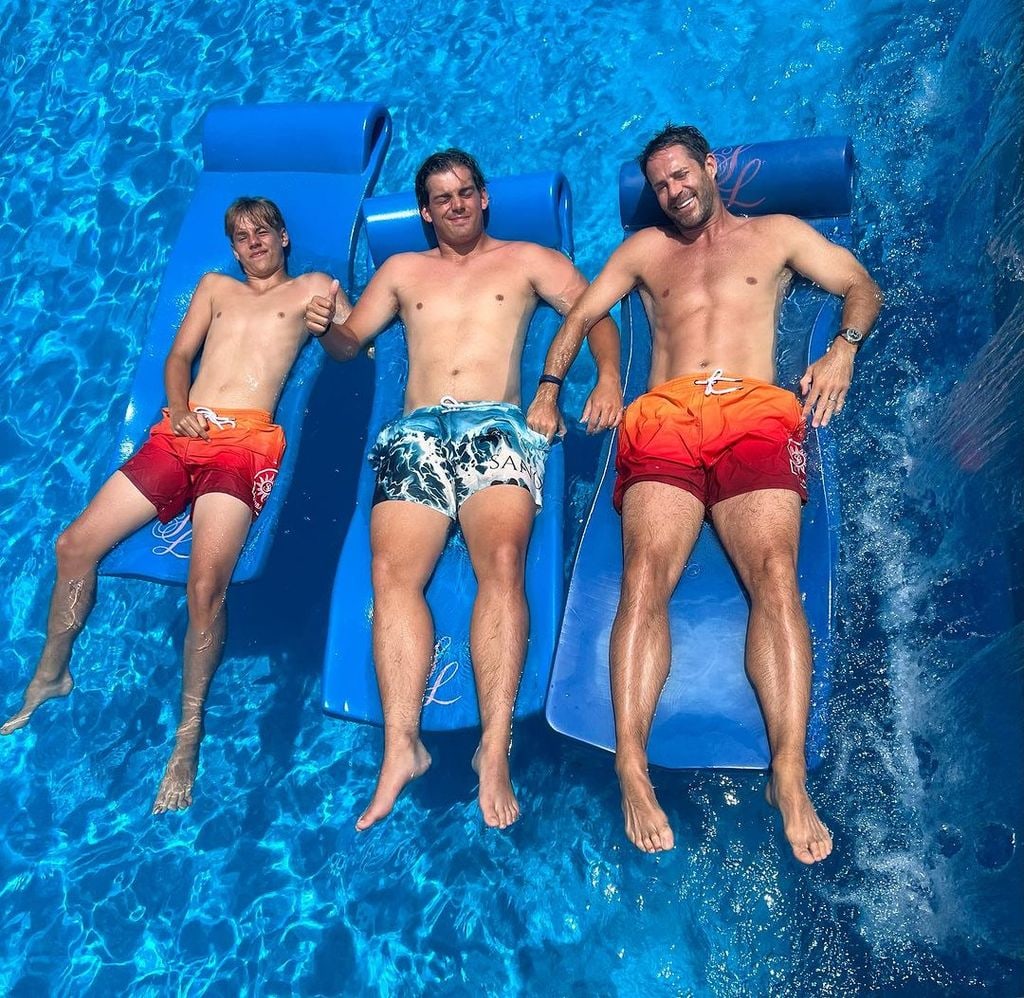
293, 270, 334, 295
507, 239, 572, 270
748, 212, 823, 243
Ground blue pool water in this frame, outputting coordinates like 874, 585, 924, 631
1, 0, 1022, 994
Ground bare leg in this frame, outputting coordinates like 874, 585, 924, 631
355, 500, 450, 831
152, 492, 251, 814
2, 472, 157, 735
459, 485, 536, 829
611, 483, 705, 853
711, 489, 833, 864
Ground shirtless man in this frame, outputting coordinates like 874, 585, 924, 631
2, 197, 340, 814
306, 149, 621, 830
528, 125, 882, 862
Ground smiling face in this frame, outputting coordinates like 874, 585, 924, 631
230, 212, 289, 279
419, 166, 489, 246
644, 145, 720, 232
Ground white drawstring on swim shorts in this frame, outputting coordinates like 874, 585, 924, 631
192, 406, 237, 429
694, 369, 743, 396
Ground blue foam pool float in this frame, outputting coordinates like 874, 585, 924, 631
323, 172, 572, 731
100, 101, 391, 584
546, 136, 852, 769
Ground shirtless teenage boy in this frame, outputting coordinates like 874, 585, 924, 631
2, 197, 340, 814
527, 125, 882, 862
306, 150, 621, 830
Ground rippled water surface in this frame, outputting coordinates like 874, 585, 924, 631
0, 0, 1021, 994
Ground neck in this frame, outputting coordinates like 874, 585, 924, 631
435, 230, 491, 260
244, 266, 289, 291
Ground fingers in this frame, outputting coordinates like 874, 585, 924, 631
305, 281, 339, 335
525, 402, 557, 443
172, 413, 209, 439
811, 389, 847, 428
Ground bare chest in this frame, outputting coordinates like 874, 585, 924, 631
641, 231, 790, 319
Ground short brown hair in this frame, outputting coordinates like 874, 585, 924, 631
224, 196, 286, 237
638, 125, 712, 177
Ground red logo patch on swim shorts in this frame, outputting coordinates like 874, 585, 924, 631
252, 468, 278, 516
787, 435, 807, 488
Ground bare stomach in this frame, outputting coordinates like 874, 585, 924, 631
403, 372, 522, 413
648, 334, 779, 389
187, 379, 285, 415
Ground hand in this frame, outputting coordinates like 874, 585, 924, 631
306, 278, 340, 336
800, 338, 856, 428
580, 377, 623, 434
169, 406, 209, 440
526, 392, 566, 443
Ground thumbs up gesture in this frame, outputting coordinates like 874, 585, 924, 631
306, 277, 341, 337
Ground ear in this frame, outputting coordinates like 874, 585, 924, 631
479, 187, 489, 210
705, 152, 718, 180
420, 205, 433, 225
280, 228, 290, 247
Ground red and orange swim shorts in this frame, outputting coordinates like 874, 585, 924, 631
613, 370, 808, 513
120, 406, 286, 523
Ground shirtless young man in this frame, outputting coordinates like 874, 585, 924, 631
2, 197, 340, 814
305, 149, 621, 831
528, 125, 882, 862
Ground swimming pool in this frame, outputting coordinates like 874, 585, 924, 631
1, 0, 1021, 994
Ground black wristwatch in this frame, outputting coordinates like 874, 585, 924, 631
836, 326, 865, 347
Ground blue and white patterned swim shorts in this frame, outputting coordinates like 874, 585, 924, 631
369, 397, 551, 519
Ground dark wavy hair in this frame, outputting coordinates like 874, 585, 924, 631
638, 125, 712, 177
414, 149, 486, 208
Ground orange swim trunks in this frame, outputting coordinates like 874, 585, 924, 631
120, 406, 286, 523
613, 370, 807, 513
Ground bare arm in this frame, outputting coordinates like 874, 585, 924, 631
524, 244, 624, 434
526, 238, 643, 439
164, 274, 216, 438
778, 216, 884, 427
306, 259, 402, 362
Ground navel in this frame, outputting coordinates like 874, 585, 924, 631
215, 311, 222, 318
746, 277, 758, 285
496, 294, 504, 302
277, 311, 285, 318
661, 288, 671, 298
699, 359, 709, 368
416, 302, 424, 310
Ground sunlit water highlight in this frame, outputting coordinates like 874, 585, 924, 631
0, 0, 1021, 994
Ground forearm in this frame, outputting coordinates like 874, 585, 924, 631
540, 306, 594, 381
839, 276, 884, 340
163, 354, 193, 410
586, 315, 621, 386
317, 320, 363, 362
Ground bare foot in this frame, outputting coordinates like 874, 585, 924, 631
356, 738, 431, 831
617, 764, 674, 853
1, 672, 74, 735
152, 740, 200, 814
766, 769, 833, 864
471, 744, 520, 829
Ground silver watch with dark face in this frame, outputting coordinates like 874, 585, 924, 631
837, 326, 865, 347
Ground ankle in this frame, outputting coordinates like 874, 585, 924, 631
614, 751, 650, 779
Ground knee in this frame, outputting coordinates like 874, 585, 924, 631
55, 524, 98, 576
619, 558, 676, 610
474, 540, 526, 589
372, 552, 426, 594
745, 549, 799, 601
186, 574, 227, 626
